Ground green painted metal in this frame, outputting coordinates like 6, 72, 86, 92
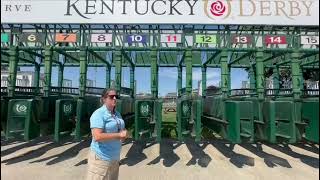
290, 51, 305, 142
43, 46, 53, 97
79, 47, 88, 98
255, 50, 265, 100
302, 100, 319, 143
177, 66, 182, 97
291, 51, 302, 100
58, 65, 64, 96
202, 97, 254, 143
34, 65, 40, 95
6, 99, 41, 141
261, 101, 297, 143
202, 66, 206, 97
1, 24, 319, 144
54, 99, 76, 142
220, 51, 229, 99
8, 46, 18, 97
130, 66, 135, 98
134, 99, 162, 142
177, 97, 202, 142
39, 96, 59, 136
185, 49, 192, 96
116, 97, 135, 128
1, 98, 9, 135
225, 101, 254, 143
151, 48, 158, 98
75, 97, 101, 141
106, 67, 111, 89
115, 50, 122, 95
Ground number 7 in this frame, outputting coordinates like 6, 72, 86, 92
62, 34, 70, 40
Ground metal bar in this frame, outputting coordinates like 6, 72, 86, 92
20, 49, 44, 59
88, 49, 111, 68
300, 60, 319, 66
54, 49, 79, 62
229, 52, 252, 65
122, 50, 135, 67
203, 51, 221, 66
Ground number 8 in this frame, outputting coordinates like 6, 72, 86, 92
97, 35, 106, 41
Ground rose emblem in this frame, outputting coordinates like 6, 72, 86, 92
210, 0, 226, 16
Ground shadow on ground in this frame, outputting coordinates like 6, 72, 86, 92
1, 136, 89, 165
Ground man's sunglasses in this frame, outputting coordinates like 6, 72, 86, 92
106, 95, 119, 99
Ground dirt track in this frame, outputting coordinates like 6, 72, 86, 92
1, 136, 319, 180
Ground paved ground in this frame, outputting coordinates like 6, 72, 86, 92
1, 136, 319, 180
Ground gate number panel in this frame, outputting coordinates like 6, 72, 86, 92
55, 33, 77, 43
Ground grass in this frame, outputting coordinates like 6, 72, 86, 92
162, 111, 177, 123
162, 111, 177, 138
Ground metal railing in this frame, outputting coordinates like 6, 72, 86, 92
302, 89, 319, 97
229, 88, 256, 96
86, 87, 104, 95
265, 89, 293, 96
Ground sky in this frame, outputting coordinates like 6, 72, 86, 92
20, 66, 248, 97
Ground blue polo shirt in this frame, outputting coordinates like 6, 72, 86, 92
90, 105, 125, 161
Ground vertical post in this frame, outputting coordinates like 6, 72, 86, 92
220, 51, 230, 123
58, 64, 64, 96
130, 66, 135, 98
75, 46, 88, 141
8, 46, 18, 97
151, 48, 158, 98
114, 49, 122, 96
177, 66, 182, 97
255, 50, 265, 100
220, 51, 229, 99
44, 46, 53, 97
79, 47, 88, 98
255, 50, 265, 125
202, 66, 207, 97
291, 51, 302, 99
291, 51, 302, 142
34, 64, 40, 95
106, 67, 111, 89
185, 49, 192, 96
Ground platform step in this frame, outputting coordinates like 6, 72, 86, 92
275, 133, 291, 139
240, 133, 251, 138
182, 130, 190, 135
139, 130, 149, 136
149, 121, 156, 124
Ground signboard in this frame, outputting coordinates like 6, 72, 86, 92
55, 33, 77, 43
19, 33, 45, 43
1, 0, 319, 25
91, 34, 112, 43
264, 35, 287, 45
195, 35, 216, 44
1, 33, 9, 43
160, 34, 182, 43
126, 35, 148, 44
231, 35, 253, 44
301, 36, 319, 45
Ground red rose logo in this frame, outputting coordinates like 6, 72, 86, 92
210, 1, 226, 16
